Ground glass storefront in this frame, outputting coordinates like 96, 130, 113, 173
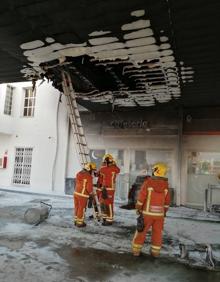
90, 148, 174, 202
129, 149, 173, 188
187, 152, 220, 206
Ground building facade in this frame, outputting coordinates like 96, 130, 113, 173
0, 81, 76, 195
1, 81, 220, 208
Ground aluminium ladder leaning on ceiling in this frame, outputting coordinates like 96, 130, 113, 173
61, 70, 101, 221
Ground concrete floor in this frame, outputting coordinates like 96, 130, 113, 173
0, 191, 220, 282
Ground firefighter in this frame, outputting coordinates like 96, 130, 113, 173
132, 162, 170, 257
99, 154, 120, 225
74, 162, 96, 227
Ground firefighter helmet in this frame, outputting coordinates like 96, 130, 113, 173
103, 153, 114, 162
90, 162, 97, 170
84, 162, 96, 171
152, 163, 167, 177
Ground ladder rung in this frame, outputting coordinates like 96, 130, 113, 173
74, 133, 85, 137
70, 120, 82, 125
69, 112, 79, 117
71, 123, 82, 127
69, 113, 80, 118
77, 143, 87, 146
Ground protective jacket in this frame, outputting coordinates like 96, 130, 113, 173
132, 176, 170, 257
74, 169, 93, 226
99, 164, 120, 189
136, 176, 170, 216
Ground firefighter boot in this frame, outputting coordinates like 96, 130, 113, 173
133, 251, 141, 257
132, 243, 142, 257
76, 222, 87, 228
102, 219, 111, 226
102, 221, 112, 226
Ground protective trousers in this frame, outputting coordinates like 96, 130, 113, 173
100, 190, 115, 224
74, 194, 88, 226
132, 216, 164, 257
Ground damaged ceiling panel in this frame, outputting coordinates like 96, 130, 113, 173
0, 0, 219, 110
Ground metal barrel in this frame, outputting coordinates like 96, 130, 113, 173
24, 206, 50, 225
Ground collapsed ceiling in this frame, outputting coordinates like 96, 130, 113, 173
0, 0, 220, 111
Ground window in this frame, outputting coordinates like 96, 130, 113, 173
130, 149, 173, 186
13, 148, 33, 185
4, 85, 14, 115
187, 152, 220, 206
89, 149, 106, 168
23, 88, 36, 117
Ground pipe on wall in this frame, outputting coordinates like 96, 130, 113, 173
51, 93, 61, 191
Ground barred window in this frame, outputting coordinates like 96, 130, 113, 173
13, 147, 33, 185
23, 88, 36, 117
4, 85, 14, 115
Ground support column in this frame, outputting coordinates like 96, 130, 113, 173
177, 108, 183, 206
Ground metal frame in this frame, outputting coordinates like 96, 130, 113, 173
204, 184, 220, 212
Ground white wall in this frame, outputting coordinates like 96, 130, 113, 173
0, 84, 15, 135
66, 129, 81, 178
0, 81, 71, 195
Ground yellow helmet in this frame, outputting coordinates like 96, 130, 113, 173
103, 153, 114, 162
84, 162, 96, 171
90, 162, 97, 170
152, 162, 167, 177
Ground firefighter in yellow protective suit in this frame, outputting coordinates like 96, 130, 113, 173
132, 162, 170, 257
74, 162, 96, 227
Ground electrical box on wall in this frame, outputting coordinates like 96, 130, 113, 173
0, 153, 8, 169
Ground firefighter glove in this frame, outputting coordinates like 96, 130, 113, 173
102, 187, 108, 199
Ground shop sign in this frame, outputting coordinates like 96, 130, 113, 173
110, 120, 149, 129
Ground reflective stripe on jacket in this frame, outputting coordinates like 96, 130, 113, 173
136, 176, 170, 217
99, 164, 120, 189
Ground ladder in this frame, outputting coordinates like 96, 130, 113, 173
61, 70, 90, 167
61, 70, 102, 221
